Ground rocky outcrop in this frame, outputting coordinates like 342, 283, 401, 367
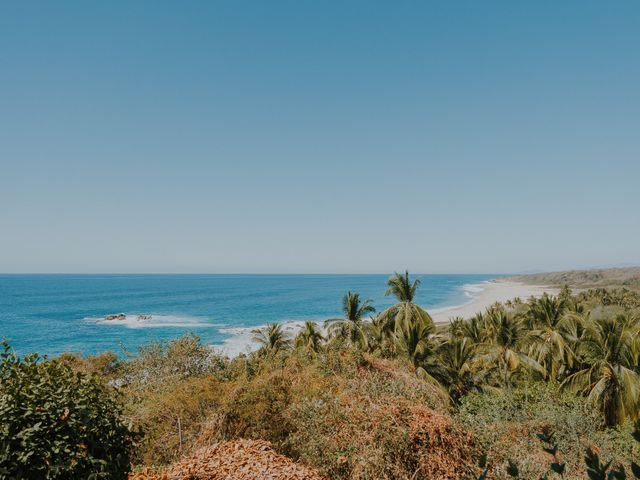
104, 314, 153, 321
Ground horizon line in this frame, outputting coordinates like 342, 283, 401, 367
0, 271, 512, 276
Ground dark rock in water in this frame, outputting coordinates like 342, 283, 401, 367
105, 313, 126, 321
137, 315, 152, 321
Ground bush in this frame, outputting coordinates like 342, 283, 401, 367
0, 341, 136, 479
123, 345, 454, 474
121, 334, 228, 389
54, 351, 120, 378
126, 375, 225, 465
456, 382, 636, 479
284, 355, 473, 479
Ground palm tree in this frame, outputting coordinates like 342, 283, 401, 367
361, 315, 388, 355
394, 314, 435, 367
562, 313, 640, 426
461, 313, 487, 344
325, 291, 375, 348
562, 308, 590, 351
436, 337, 484, 403
252, 323, 291, 354
478, 308, 543, 388
558, 283, 573, 303
526, 295, 575, 381
526, 294, 565, 327
378, 271, 434, 335
448, 317, 466, 339
294, 321, 324, 354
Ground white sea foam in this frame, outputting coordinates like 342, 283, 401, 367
216, 319, 326, 357
463, 282, 486, 296
215, 326, 259, 357
428, 281, 490, 315
90, 314, 218, 329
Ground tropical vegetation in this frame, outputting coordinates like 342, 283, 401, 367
0, 341, 136, 479
3, 271, 640, 478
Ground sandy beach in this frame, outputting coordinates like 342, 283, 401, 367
430, 279, 558, 324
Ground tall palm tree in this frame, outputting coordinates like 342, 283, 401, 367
378, 271, 434, 335
526, 295, 575, 381
252, 323, 291, 354
562, 313, 640, 426
325, 291, 375, 348
478, 308, 543, 388
294, 321, 325, 354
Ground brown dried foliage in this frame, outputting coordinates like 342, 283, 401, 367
129, 439, 325, 480
286, 359, 476, 479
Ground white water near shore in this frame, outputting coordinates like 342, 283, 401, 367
217, 279, 559, 356
90, 314, 220, 329
217, 320, 330, 357
87, 280, 559, 357
0, 274, 547, 357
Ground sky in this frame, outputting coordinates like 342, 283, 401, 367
1, 1, 639, 274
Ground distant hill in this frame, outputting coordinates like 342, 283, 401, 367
510, 267, 640, 290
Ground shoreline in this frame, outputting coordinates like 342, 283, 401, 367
218, 279, 559, 356
430, 279, 559, 324
6, 275, 561, 358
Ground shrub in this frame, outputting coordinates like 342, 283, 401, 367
121, 334, 228, 389
54, 351, 120, 378
456, 382, 636, 479
285, 356, 473, 479
126, 375, 225, 465
123, 345, 453, 474
124, 346, 333, 466
0, 341, 136, 479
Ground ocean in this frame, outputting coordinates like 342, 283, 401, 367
0, 274, 499, 357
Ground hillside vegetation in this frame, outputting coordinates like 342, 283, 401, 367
511, 266, 640, 291
3, 271, 640, 479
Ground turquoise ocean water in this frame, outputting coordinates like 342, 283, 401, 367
0, 274, 499, 357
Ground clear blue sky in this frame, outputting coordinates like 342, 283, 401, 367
1, 1, 638, 273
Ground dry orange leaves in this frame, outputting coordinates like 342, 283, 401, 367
129, 439, 326, 480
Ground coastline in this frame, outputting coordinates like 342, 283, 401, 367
218, 279, 559, 356
1, 274, 560, 357
430, 279, 559, 324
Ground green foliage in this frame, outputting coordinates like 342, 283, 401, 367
294, 321, 325, 354
54, 351, 120, 378
562, 313, 640, 427
325, 291, 375, 349
0, 341, 135, 479
122, 333, 228, 389
506, 459, 519, 477
251, 323, 292, 355
526, 294, 576, 381
125, 375, 224, 465
9, 273, 640, 478
285, 357, 470, 479
457, 383, 635, 478
121, 280, 640, 476
530, 422, 640, 480
378, 271, 434, 339
577, 288, 640, 310
476, 307, 544, 388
